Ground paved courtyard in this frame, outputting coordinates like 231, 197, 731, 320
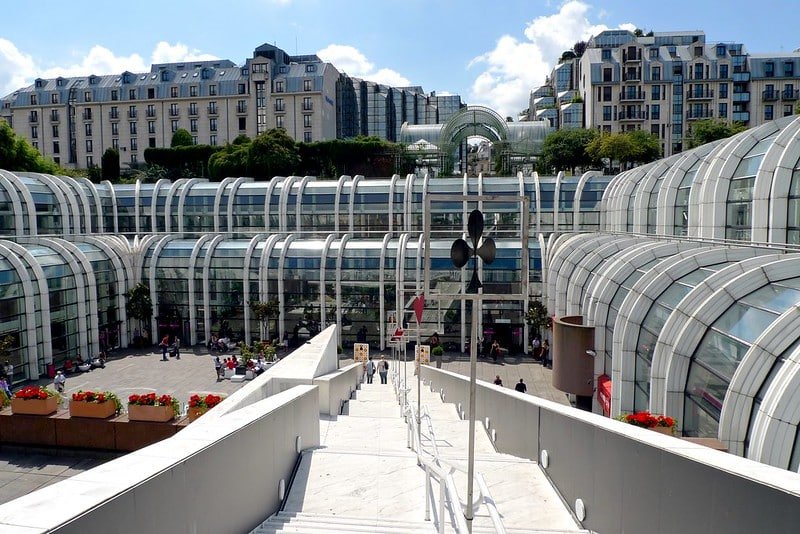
0, 345, 566, 505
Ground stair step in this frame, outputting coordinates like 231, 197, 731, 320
253, 511, 437, 533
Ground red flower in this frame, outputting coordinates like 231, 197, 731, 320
14, 386, 55, 400
620, 411, 676, 429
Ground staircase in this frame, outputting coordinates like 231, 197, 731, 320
251, 364, 589, 534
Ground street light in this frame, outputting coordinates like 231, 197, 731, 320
450, 209, 495, 531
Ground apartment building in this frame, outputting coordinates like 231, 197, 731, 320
528, 30, 800, 157
0, 42, 463, 169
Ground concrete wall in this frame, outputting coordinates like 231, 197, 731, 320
313, 362, 363, 416
0, 386, 320, 534
420, 366, 800, 534
552, 315, 594, 396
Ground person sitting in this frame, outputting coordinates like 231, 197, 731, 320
77, 354, 92, 372
208, 334, 219, 351
90, 352, 106, 369
63, 359, 74, 374
225, 357, 236, 370
493, 375, 503, 386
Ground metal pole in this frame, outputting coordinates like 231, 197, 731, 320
417, 320, 421, 440
465, 294, 478, 532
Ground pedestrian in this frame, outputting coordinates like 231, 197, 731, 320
214, 356, 222, 380
160, 335, 169, 361
491, 339, 501, 362
54, 370, 66, 393
532, 336, 541, 361
365, 356, 376, 384
378, 355, 389, 384
541, 340, 550, 368
174, 336, 181, 359
0, 374, 11, 399
514, 378, 527, 393
493, 375, 503, 386
3, 360, 12, 388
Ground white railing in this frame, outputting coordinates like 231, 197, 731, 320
397, 373, 506, 534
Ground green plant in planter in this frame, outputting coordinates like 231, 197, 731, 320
264, 344, 277, 362
432, 345, 444, 357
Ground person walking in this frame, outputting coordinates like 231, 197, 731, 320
378, 355, 389, 384
174, 336, 181, 359
514, 378, 527, 393
54, 370, 66, 393
214, 356, 222, 380
365, 356, 376, 384
541, 340, 550, 368
0, 375, 10, 399
3, 361, 13, 389
160, 335, 169, 361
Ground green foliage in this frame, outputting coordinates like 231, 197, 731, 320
208, 141, 251, 179
248, 128, 300, 179
170, 128, 193, 148
86, 165, 102, 183
297, 136, 401, 178
587, 130, 661, 168
525, 300, 551, 336
143, 145, 221, 179
542, 128, 599, 174
101, 148, 120, 181
0, 335, 14, 362
432, 345, 444, 356
125, 283, 153, 327
250, 299, 280, 342
0, 119, 60, 173
688, 119, 748, 149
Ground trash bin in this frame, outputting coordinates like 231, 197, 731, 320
47, 363, 56, 379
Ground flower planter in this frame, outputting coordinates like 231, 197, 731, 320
11, 396, 58, 416
649, 426, 674, 436
128, 404, 174, 422
69, 400, 117, 419
187, 406, 208, 421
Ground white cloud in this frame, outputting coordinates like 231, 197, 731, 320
468, 0, 635, 119
0, 40, 218, 97
317, 44, 410, 87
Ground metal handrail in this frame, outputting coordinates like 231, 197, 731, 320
398, 377, 505, 534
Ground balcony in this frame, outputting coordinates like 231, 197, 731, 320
733, 72, 751, 82
28, 113, 38, 123
236, 104, 247, 113
146, 109, 156, 118
733, 111, 750, 122
619, 91, 645, 101
50, 112, 59, 123
302, 102, 314, 111
686, 89, 714, 100
188, 107, 199, 117
128, 110, 137, 119
782, 90, 799, 101
617, 110, 648, 121
622, 50, 641, 62
686, 109, 714, 120
109, 111, 119, 120
274, 104, 285, 112
762, 90, 779, 101
207, 105, 218, 115
169, 109, 180, 117
82, 110, 93, 121
622, 72, 641, 82
733, 92, 750, 103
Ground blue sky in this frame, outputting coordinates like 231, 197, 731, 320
2, 0, 799, 119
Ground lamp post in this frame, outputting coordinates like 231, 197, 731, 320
450, 209, 495, 532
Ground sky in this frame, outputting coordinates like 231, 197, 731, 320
2, 0, 799, 120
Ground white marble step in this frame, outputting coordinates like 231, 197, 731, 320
253, 511, 437, 533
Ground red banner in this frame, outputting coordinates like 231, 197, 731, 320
597, 375, 612, 417
413, 294, 425, 324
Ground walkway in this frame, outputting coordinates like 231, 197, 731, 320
253, 362, 586, 533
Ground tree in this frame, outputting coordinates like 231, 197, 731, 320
688, 119, 747, 148
541, 128, 599, 174
525, 300, 551, 341
248, 128, 300, 180
171, 128, 193, 148
101, 148, 120, 181
587, 130, 661, 171
626, 130, 661, 164
0, 120, 60, 173
250, 299, 279, 342
125, 283, 153, 346
573, 41, 587, 57
209, 141, 251, 179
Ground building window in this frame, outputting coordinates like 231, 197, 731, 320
190, 85, 198, 97
110, 106, 118, 119
189, 103, 198, 115
238, 83, 246, 94
209, 85, 217, 96
131, 138, 138, 151
171, 120, 178, 132
303, 131, 312, 143
716, 45, 726, 57
170, 103, 179, 116
603, 68, 612, 82
651, 85, 661, 100
30, 94, 37, 105
171, 86, 179, 98
130, 154, 137, 165
147, 104, 155, 117
210, 134, 217, 146
784, 104, 794, 117
651, 104, 660, 120
86, 156, 93, 167
128, 105, 136, 118
651, 66, 661, 81
85, 139, 93, 153
694, 63, 704, 80
237, 100, 247, 113
275, 98, 284, 111
129, 89, 136, 100
765, 62, 775, 77
50, 109, 59, 122
52, 125, 59, 137
694, 46, 703, 57
148, 87, 155, 99
53, 141, 60, 154
149, 137, 156, 148
111, 122, 119, 136
719, 83, 728, 98
720, 64, 729, 78
190, 118, 198, 132
210, 118, 217, 131
208, 101, 217, 114
112, 138, 119, 150
31, 126, 38, 139
276, 115, 284, 129
238, 117, 247, 130
303, 97, 313, 111
602, 87, 612, 101
765, 105, 774, 121
51, 93, 58, 104
303, 114, 312, 128
29, 110, 38, 122
275, 80, 284, 93
304, 79, 312, 91
111, 90, 118, 101
719, 102, 728, 118
649, 48, 658, 59
148, 120, 155, 134
83, 108, 93, 120
785, 62, 795, 77
130, 122, 137, 135
602, 106, 612, 121
305, 64, 316, 73
192, 136, 198, 145
85, 123, 92, 137
31, 141, 38, 150
601, 49, 611, 61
